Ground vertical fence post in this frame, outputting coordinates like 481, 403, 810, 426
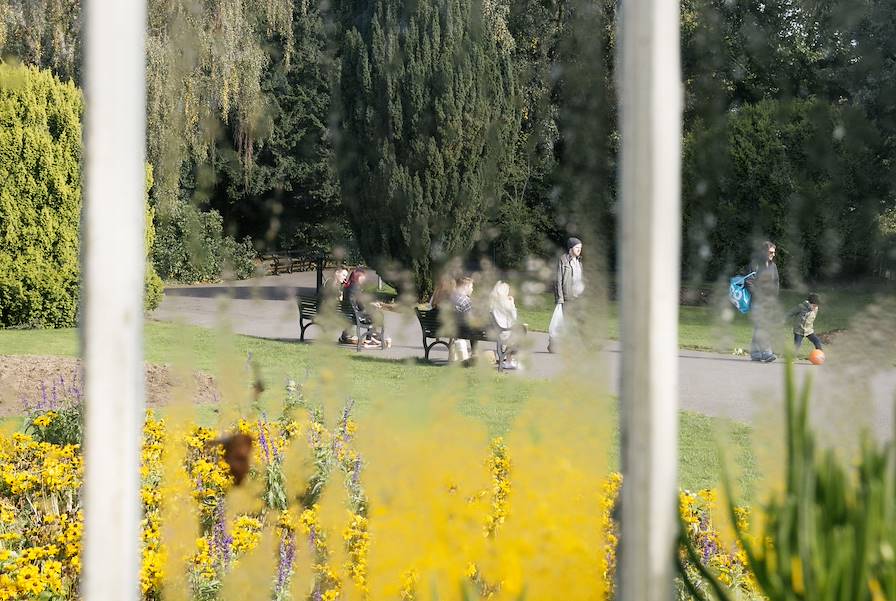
81, 0, 146, 598
616, 0, 683, 596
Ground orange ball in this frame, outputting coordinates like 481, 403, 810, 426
809, 349, 825, 365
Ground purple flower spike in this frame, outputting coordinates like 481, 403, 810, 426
276, 532, 297, 592
352, 456, 362, 488
211, 503, 232, 566
258, 419, 271, 463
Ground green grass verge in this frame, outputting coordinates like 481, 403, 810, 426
517, 287, 880, 352
0, 321, 755, 492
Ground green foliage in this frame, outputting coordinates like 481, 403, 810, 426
0, 0, 81, 83
144, 0, 294, 209
153, 203, 257, 283
0, 63, 82, 328
144, 166, 164, 311
682, 99, 886, 283
335, 0, 517, 296
681, 361, 896, 600
0, 64, 165, 326
876, 207, 896, 278
480, 0, 563, 269
26, 403, 83, 447
209, 0, 346, 255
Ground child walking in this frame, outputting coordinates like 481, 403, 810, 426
789, 292, 822, 353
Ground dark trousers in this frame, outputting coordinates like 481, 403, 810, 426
794, 333, 822, 351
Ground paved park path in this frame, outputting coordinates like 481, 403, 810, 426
152, 272, 896, 435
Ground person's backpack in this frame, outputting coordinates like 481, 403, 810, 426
728, 272, 756, 313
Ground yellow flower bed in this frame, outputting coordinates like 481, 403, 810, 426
1, 394, 758, 601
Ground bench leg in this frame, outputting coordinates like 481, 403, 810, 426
423, 337, 430, 361
356, 324, 362, 352
299, 319, 306, 342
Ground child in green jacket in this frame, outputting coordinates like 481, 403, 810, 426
789, 293, 822, 352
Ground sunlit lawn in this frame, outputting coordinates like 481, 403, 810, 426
517, 287, 882, 352
0, 321, 757, 492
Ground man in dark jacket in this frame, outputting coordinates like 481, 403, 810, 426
548, 237, 585, 352
747, 241, 780, 362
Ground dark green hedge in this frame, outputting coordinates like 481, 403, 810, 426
682, 99, 887, 284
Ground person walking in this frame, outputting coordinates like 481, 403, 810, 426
789, 292, 823, 354
747, 240, 780, 363
548, 237, 584, 353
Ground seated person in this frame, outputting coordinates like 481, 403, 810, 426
489, 281, 527, 369
429, 272, 455, 310
340, 268, 383, 347
323, 266, 350, 304
449, 276, 474, 331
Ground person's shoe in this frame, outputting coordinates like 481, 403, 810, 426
362, 339, 381, 349
500, 359, 517, 370
762, 353, 777, 363
339, 334, 358, 345
547, 340, 555, 354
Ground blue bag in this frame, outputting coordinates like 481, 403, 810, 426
728, 272, 756, 314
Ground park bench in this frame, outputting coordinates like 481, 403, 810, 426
296, 293, 385, 352
263, 252, 301, 275
264, 251, 340, 296
414, 307, 509, 370
297, 294, 320, 342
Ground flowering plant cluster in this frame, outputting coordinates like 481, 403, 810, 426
2, 378, 765, 601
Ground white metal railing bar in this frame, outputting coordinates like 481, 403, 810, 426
81, 0, 147, 598
616, 0, 684, 596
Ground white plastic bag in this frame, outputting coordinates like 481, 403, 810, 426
449, 339, 472, 362
548, 303, 564, 339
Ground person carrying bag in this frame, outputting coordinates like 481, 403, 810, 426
548, 237, 584, 353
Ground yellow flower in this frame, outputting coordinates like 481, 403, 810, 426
15, 564, 43, 595
31, 412, 58, 428
231, 516, 262, 555
42, 560, 63, 593
0, 573, 17, 601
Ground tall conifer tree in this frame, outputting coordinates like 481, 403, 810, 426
335, 0, 517, 296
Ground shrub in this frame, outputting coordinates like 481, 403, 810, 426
153, 202, 257, 283
144, 166, 164, 311
682, 99, 886, 284
0, 63, 82, 327
0, 64, 165, 326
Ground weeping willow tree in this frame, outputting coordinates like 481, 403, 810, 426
146, 0, 294, 209
334, 0, 518, 297
0, 0, 81, 82
0, 0, 293, 209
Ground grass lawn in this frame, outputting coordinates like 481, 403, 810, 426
0, 321, 756, 493
517, 287, 882, 352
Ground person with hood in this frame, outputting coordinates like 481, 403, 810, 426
548, 237, 585, 353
